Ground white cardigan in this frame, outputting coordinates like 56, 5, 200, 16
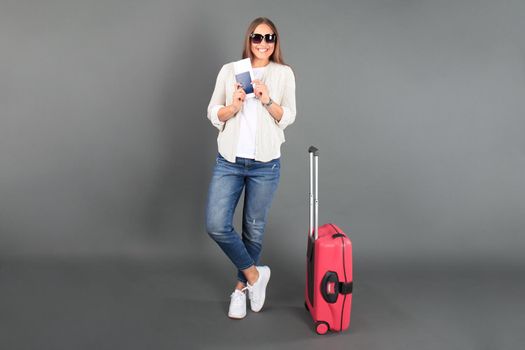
207, 61, 296, 163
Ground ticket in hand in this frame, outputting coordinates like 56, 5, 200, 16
233, 58, 255, 98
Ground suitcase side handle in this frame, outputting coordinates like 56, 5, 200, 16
308, 146, 319, 240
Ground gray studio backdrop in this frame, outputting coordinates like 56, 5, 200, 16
1, 0, 524, 267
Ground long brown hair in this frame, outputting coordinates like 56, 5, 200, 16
242, 17, 286, 65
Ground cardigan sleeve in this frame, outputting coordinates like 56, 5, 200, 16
275, 66, 296, 130
207, 64, 227, 132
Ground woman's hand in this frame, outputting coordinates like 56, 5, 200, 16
217, 83, 246, 122
231, 83, 246, 113
252, 79, 270, 105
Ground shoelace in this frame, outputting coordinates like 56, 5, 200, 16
241, 285, 259, 304
231, 290, 246, 304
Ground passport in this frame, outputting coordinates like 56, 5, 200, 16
233, 58, 255, 98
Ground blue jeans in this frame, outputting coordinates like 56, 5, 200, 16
205, 153, 280, 284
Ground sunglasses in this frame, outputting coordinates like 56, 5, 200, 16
250, 33, 277, 44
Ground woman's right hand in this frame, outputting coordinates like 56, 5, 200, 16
217, 83, 246, 122
231, 83, 246, 113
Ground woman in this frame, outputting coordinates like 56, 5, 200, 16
205, 17, 296, 319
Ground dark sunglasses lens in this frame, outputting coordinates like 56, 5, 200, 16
251, 34, 264, 43
265, 34, 276, 43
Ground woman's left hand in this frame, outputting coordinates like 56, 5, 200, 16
252, 79, 270, 105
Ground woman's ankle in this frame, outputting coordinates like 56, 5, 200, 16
235, 281, 246, 291
243, 266, 260, 285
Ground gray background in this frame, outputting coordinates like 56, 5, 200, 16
1, 0, 524, 349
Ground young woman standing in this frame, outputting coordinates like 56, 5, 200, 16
205, 17, 296, 319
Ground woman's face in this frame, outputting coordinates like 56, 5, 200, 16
250, 23, 275, 62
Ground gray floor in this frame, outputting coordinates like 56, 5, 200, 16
1, 256, 523, 350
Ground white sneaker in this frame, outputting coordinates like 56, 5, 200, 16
245, 266, 271, 312
228, 289, 247, 319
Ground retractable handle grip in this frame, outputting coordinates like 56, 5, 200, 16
308, 146, 319, 156
308, 146, 319, 240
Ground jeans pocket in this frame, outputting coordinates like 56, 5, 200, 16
215, 153, 232, 169
269, 158, 281, 172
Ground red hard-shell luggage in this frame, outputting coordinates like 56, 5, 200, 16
304, 146, 353, 335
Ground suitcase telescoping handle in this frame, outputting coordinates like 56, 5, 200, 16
308, 146, 319, 240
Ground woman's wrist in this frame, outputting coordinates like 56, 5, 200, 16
230, 104, 240, 115
262, 96, 272, 106
218, 104, 239, 122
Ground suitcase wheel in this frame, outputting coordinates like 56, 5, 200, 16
315, 321, 329, 335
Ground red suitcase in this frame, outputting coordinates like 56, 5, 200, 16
304, 146, 353, 335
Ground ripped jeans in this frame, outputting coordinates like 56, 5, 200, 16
205, 153, 280, 284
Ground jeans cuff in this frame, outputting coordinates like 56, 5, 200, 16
238, 262, 255, 271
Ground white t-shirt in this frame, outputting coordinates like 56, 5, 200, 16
236, 66, 266, 159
